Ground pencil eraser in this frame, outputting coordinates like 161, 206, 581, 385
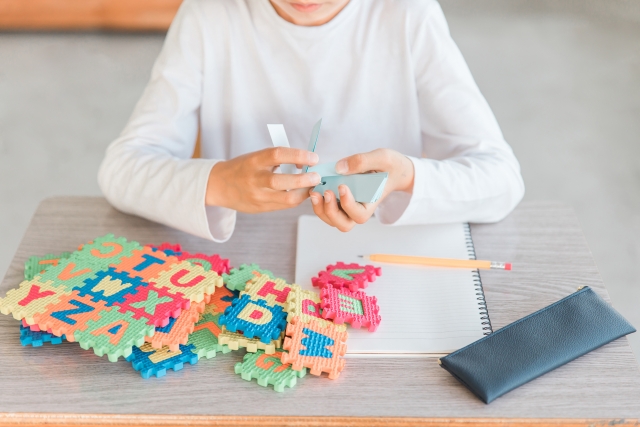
505, 263, 512, 271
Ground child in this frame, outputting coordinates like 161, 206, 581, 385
98, 0, 525, 242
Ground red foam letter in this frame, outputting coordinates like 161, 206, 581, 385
18, 285, 55, 307
257, 281, 291, 303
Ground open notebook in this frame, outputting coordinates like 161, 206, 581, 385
295, 216, 492, 357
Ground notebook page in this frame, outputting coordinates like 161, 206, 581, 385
295, 216, 488, 356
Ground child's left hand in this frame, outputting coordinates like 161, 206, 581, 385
309, 148, 415, 232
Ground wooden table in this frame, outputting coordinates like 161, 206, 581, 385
1, 197, 639, 427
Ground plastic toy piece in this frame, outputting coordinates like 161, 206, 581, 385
312, 262, 382, 292
152, 261, 223, 303
34, 291, 109, 338
241, 274, 298, 308
219, 295, 288, 344
222, 264, 275, 292
187, 311, 232, 359
127, 342, 198, 379
147, 242, 182, 257
73, 234, 143, 271
320, 287, 381, 332
178, 251, 230, 275
146, 300, 204, 351
234, 350, 306, 392
19, 323, 65, 346
115, 283, 190, 328
218, 326, 281, 354
282, 317, 348, 380
37, 258, 100, 291
0, 278, 66, 325
76, 268, 147, 306
112, 246, 178, 283
205, 286, 237, 314
75, 308, 156, 362
24, 252, 72, 281
284, 287, 346, 331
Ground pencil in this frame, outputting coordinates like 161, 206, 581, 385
358, 254, 512, 270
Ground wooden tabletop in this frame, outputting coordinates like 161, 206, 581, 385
1, 197, 639, 426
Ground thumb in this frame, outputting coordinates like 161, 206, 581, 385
334, 149, 389, 175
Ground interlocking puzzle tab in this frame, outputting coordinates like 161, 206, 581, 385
312, 262, 382, 292
146, 301, 203, 351
234, 350, 306, 392
178, 251, 230, 275
218, 326, 282, 354
320, 287, 381, 332
241, 274, 298, 308
24, 252, 72, 281
219, 295, 287, 344
127, 342, 198, 379
188, 310, 231, 359
282, 317, 347, 380
223, 264, 275, 292
19, 323, 65, 346
284, 287, 346, 331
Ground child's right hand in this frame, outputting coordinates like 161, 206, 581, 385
205, 147, 320, 213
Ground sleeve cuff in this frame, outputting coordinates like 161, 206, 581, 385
375, 156, 425, 226
197, 160, 237, 243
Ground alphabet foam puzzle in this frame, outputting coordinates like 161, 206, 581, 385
234, 350, 306, 392
24, 252, 72, 281
320, 287, 381, 332
222, 264, 275, 292
284, 287, 346, 332
219, 295, 288, 343
218, 326, 282, 354
282, 317, 348, 380
145, 301, 204, 351
241, 274, 298, 308
0, 234, 226, 362
312, 262, 382, 292
19, 323, 65, 346
127, 342, 199, 379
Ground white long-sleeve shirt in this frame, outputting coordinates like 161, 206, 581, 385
98, 0, 525, 242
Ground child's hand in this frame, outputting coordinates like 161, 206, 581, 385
206, 147, 320, 213
309, 148, 414, 232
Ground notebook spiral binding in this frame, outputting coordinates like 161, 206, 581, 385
464, 223, 493, 335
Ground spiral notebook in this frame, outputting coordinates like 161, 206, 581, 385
295, 216, 492, 357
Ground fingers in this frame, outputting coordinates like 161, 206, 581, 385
259, 147, 319, 168
261, 171, 321, 191
336, 185, 374, 224
269, 187, 310, 207
334, 148, 393, 175
314, 190, 356, 232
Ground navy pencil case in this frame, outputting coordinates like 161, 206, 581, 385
439, 286, 635, 403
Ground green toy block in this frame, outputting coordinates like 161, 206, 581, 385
222, 264, 275, 292
234, 350, 306, 392
187, 311, 231, 359
24, 252, 72, 281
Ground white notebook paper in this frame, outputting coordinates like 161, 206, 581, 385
295, 216, 492, 357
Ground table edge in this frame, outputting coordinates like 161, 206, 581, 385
0, 413, 638, 427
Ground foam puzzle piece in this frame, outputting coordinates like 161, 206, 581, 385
19, 323, 65, 346
282, 317, 348, 380
146, 300, 204, 351
152, 261, 222, 303
76, 268, 147, 306
115, 283, 190, 328
218, 326, 281, 354
312, 262, 382, 292
34, 291, 110, 338
112, 246, 178, 283
219, 295, 288, 344
178, 251, 230, 275
75, 308, 156, 361
223, 264, 275, 292
284, 287, 346, 332
234, 350, 306, 392
127, 342, 198, 379
205, 285, 237, 314
241, 274, 298, 308
73, 234, 143, 271
37, 258, 101, 291
24, 252, 72, 281
148, 242, 183, 257
0, 278, 66, 325
320, 287, 381, 332
188, 311, 232, 359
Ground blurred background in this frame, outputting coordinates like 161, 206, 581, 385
0, 0, 638, 359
